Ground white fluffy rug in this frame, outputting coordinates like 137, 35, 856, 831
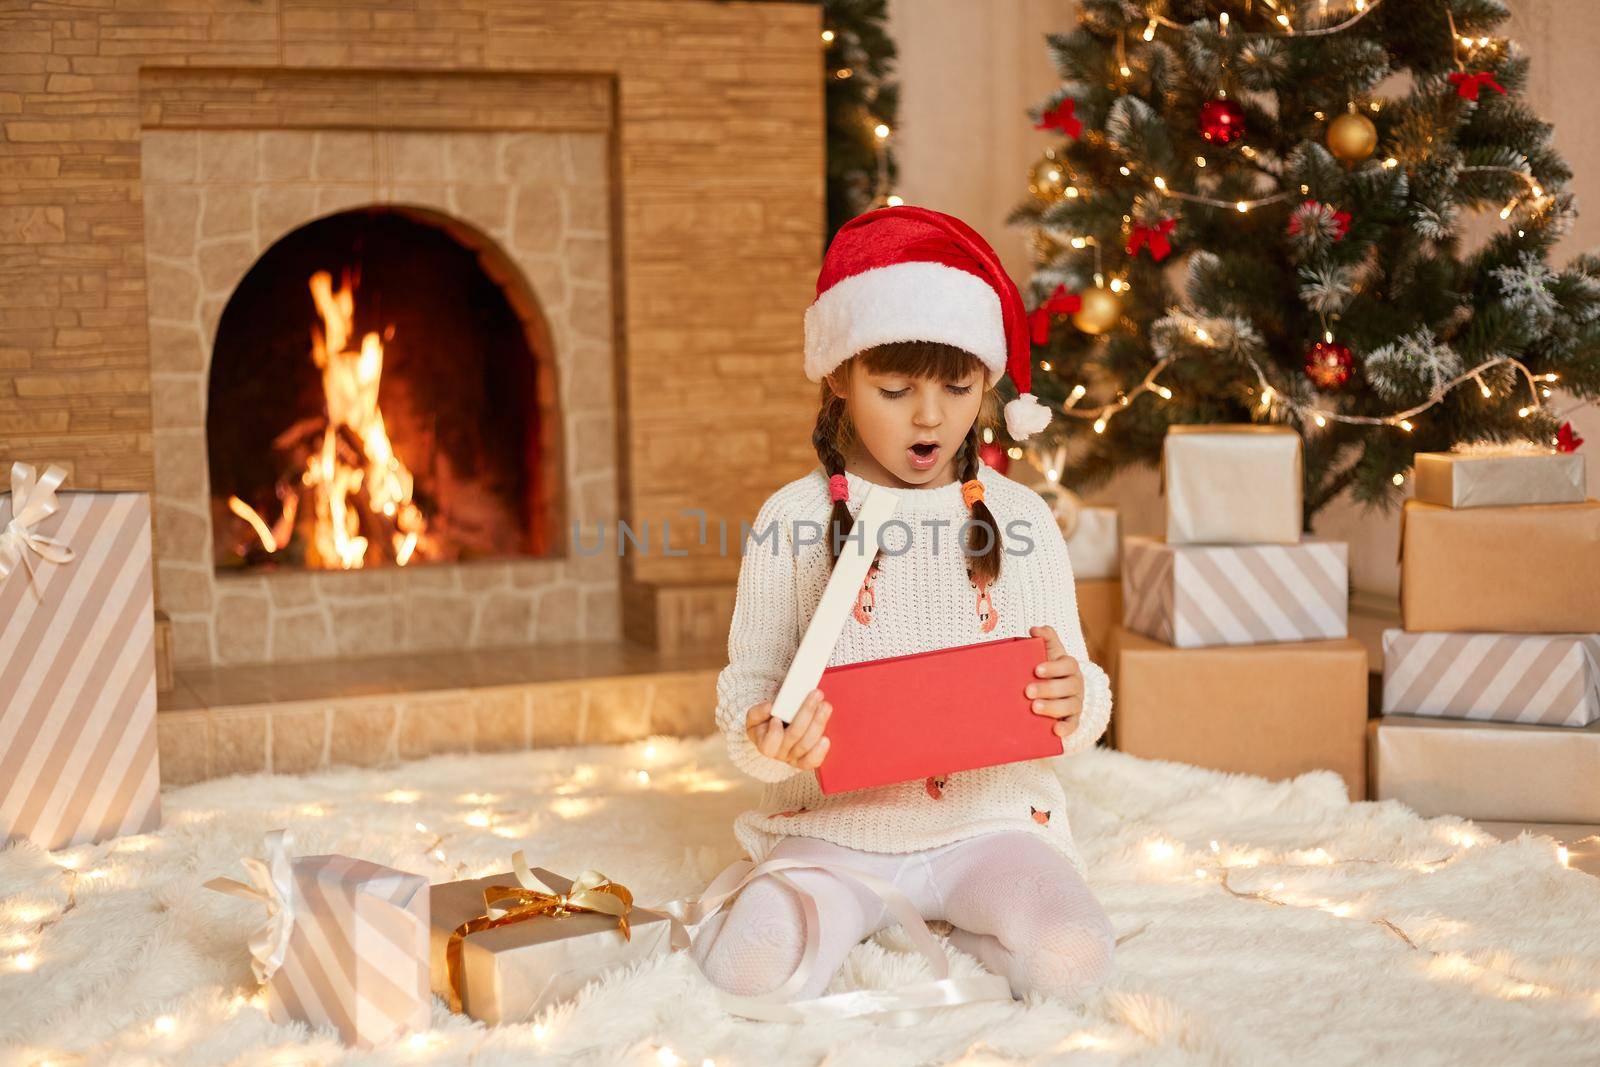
3, 734, 1599, 1066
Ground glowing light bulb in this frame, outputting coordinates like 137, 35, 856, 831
1314, 414, 1327, 427
1235, 200, 1249, 213
1119, 165, 1132, 176
1070, 237, 1087, 249
1220, 11, 1230, 28
1092, 417, 1108, 434
1398, 419, 1414, 432
821, 30, 834, 42
1480, 381, 1492, 398
1143, 19, 1157, 41
886, 195, 904, 207
1155, 385, 1173, 399
1194, 327, 1211, 342
874, 123, 890, 140
636, 770, 650, 784
1383, 157, 1399, 169
153, 1016, 176, 1034
1066, 186, 1080, 198
1195, 155, 1207, 167
1518, 406, 1532, 418
1393, 473, 1405, 486
1153, 176, 1167, 191
1040, 361, 1052, 371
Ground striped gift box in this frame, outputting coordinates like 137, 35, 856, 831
1122, 535, 1349, 648
1, 474, 160, 851
210, 838, 431, 1048
1381, 629, 1600, 727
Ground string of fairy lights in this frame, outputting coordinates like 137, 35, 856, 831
1022, 0, 1585, 459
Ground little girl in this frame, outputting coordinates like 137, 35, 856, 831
692, 205, 1115, 1005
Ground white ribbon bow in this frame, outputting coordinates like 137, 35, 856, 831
204, 829, 297, 985
0, 461, 76, 590
496, 850, 631, 923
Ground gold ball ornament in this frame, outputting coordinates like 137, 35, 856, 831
1326, 111, 1378, 162
1028, 149, 1070, 201
1071, 285, 1122, 335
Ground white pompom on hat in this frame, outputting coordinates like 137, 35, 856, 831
803, 204, 1052, 442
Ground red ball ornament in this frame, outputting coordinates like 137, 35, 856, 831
979, 441, 1011, 473
1198, 98, 1246, 145
1305, 340, 1353, 389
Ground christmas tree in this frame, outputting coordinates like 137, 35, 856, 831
1009, 0, 1600, 523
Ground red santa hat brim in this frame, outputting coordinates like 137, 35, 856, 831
803, 260, 1007, 385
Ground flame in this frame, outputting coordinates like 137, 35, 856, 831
228, 496, 276, 553
236, 269, 429, 569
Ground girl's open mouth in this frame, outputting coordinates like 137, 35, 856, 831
907, 442, 940, 470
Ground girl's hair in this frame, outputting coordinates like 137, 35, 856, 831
812, 339, 1005, 585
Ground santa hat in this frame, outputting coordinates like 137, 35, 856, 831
803, 204, 1052, 442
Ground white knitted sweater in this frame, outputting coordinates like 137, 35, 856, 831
713, 460, 1112, 879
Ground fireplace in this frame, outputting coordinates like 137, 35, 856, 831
141, 116, 618, 669
208, 206, 549, 572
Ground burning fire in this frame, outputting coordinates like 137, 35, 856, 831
228, 268, 428, 569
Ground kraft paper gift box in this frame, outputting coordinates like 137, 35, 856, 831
206, 832, 431, 1048
429, 862, 680, 1025
1381, 629, 1600, 727
1076, 577, 1122, 667
1162, 424, 1303, 545
1399, 500, 1600, 633
815, 636, 1063, 795
0, 462, 161, 851
1412, 448, 1586, 509
1108, 626, 1368, 800
1121, 536, 1348, 648
1063, 505, 1120, 580
1368, 715, 1600, 822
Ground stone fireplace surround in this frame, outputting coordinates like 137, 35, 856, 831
141, 70, 618, 670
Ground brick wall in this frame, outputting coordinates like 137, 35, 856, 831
1, 0, 824, 599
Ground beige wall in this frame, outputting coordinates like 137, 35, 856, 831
887, 0, 1600, 594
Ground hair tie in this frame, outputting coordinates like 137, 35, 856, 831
961, 478, 985, 508
828, 473, 849, 503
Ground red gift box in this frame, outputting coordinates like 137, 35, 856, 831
814, 635, 1061, 795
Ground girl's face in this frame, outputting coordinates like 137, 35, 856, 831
827, 357, 985, 489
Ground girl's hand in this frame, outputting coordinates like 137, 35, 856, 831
746, 688, 833, 770
1027, 625, 1083, 740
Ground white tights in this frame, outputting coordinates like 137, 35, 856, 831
689, 831, 1115, 1002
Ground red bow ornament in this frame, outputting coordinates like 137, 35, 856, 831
1449, 71, 1506, 101
1556, 421, 1584, 453
1126, 217, 1176, 262
1034, 98, 1082, 139
1028, 284, 1083, 345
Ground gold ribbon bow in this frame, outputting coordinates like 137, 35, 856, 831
444, 850, 634, 1013
0, 461, 76, 594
